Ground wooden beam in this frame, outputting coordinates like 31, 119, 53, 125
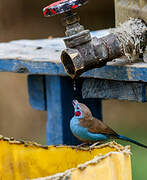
82, 79, 147, 102
0, 30, 146, 82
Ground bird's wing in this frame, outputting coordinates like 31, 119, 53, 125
88, 117, 118, 135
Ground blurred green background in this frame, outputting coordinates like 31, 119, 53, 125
0, 0, 146, 179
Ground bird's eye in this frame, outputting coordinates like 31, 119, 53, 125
75, 111, 81, 116
77, 107, 79, 110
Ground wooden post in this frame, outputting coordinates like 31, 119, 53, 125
45, 76, 102, 145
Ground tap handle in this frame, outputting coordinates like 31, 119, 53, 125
43, 0, 88, 17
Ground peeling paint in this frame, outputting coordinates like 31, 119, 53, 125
127, 67, 134, 81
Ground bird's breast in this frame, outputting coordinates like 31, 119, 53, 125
70, 117, 88, 139
70, 117, 108, 142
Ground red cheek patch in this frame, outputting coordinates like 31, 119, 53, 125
75, 111, 81, 116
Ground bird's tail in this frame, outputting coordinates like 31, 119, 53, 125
114, 134, 147, 149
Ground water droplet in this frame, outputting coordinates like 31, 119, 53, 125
73, 80, 76, 91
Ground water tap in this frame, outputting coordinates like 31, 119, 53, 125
43, 0, 147, 79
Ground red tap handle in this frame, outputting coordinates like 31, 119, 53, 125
43, 0, 88, 17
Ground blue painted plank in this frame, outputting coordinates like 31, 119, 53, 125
82, 79, 147, 102
82, 63, 147, 82
0, 30, 146, 82
0, 59, 65, 75
27, 75, 46, 111
45, 76, 102, 145
45, 76, 63, 145
1, 59, 147, 82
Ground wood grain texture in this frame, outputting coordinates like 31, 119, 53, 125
45, 76, 64, 145
82, 79, 147, 102
27, 75, 46, 111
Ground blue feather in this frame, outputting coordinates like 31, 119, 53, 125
70, 117, 108, 142
70, 117, 147, 148
113, 134, 147, 148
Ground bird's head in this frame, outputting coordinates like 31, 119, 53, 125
72, 100, 92, 119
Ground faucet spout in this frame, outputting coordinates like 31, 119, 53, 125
61, 33, 123, 78
61, 18, 146, 78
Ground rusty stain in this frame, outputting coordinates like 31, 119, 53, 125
127, 67, 134, 81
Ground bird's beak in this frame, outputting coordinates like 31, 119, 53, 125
72, 100, 78, 107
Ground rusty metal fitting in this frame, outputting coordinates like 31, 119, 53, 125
64, 12, 80, 25
61, 18, 146, 79
61, 33, 123, 79
64, 30, 91, 47
64, 12, 85, 37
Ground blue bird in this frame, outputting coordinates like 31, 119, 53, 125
70, 100, 147, 148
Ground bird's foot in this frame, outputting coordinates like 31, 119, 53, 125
89, 141, 101, 151
76, 143, 88, 151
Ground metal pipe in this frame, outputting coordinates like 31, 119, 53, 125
61, 33, 122, 78
61, 19, 146, 79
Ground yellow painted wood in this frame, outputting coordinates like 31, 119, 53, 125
71, 153, 132, 180
0, 137, 132, 180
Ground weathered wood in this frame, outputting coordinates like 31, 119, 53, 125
82, 79, 147, 102
0, 30, 107, 63
27, 75, 46, 111
45, 76, 64, 145
0, 30, 147, 82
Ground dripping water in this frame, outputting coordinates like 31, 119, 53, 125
72, 77, 83, 101
73, 79, 76, 91
73, 78, 77, 100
